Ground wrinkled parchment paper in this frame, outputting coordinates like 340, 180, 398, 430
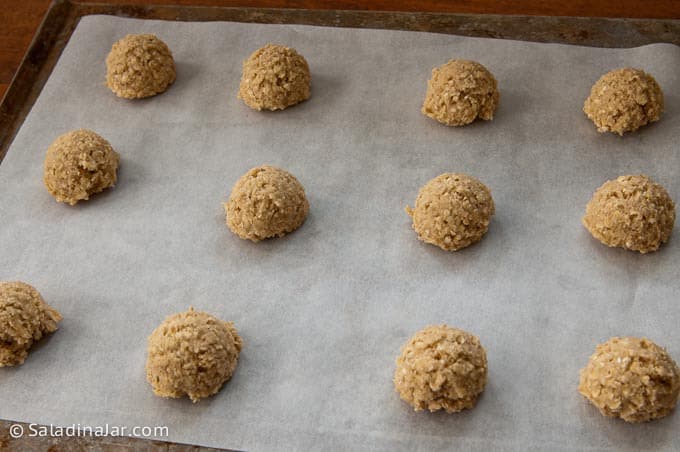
1, 15, 680, 451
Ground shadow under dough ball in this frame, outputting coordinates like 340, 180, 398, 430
406, 173, 495, 251
394, 325, 488, 413
224, 165, 309, 242
0, 281, 62, 367
422, 59, 499, 126
146, 307, 243, 403
43, 129, 120, 205
106, 33, 176, 99
583, 68, 663, 135
582, 174, 675, 253
579, 337, 680, 423
237, 43, 311, 111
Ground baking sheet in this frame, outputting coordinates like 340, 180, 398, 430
1, 15, 680, 451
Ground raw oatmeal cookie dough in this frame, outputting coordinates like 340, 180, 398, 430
106, 34, 176, 99
582, 175, 675, 253
238, 44, 311, 111
43, 129, 120, 205
0, 281, 62, 367
146, 307, 243, 402
394, 325, 487, 413
225, 165, 309, 242
583, 68, 664, 135
579, 337, 680, 423
406, 173, 495, 251
422, 59, 499, 126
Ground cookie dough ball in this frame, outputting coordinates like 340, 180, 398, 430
394, 325, 487, 413
582, 175, 675, 253
406, 173, 494, 251
225, 165, 309, 242
238, 44, 311, 111
422, 59, 499, 126
0, 282, 62, 367
579, 337, 680, 423
43, 129, 120, 205
106, 34, 176, 99
146, 307, 243, 402
583, 68, 663, 135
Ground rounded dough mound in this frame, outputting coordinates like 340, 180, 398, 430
582, 175, 675, 253
43, 129, 120, 205
422, 59, 499, 126
238, 44, 311, 111
406, 173, 494, 251
146, 307, 243, 403
583, 68, 663, 135
394, 325, 487, 413
579, 337, 680, 423
106, 34, 176, 99
225, 165, 309, 242
0, 281, 62, 367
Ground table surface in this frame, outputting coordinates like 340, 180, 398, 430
1, 0, 679, 101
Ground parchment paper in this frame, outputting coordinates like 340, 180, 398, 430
1, 15, 680, 451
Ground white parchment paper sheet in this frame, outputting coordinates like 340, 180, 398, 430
1, 15, 680, 451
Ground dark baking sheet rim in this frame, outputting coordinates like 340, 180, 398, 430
0, 1, 679, 450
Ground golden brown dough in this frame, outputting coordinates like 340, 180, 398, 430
394, 325, 487, 413
43, 129, 120, 205
225, 165, 309, 242
106, 34, 176, 99
406, 173, 495, 251
422, 59, 499, 126
579, 337, 680, 423
583, 68, 663, 135
238, 44, 311, 111
146, 307, 243, 403
0, 281, 62, 367
582, 175, 675, 253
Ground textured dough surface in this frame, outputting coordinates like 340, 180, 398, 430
406, 173, 494, 251
583, 68, 663, 135
106, 34, 176, 99
394, 325, 487, 413
43, 129, 120, 205
0, 281, 62, 367
238, 44, 311, 111
582, 175, 675, 253
579, 337, 680, 423
422, 59, 499, 126
146, 307, 243, 403
225, 165, 309, 242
